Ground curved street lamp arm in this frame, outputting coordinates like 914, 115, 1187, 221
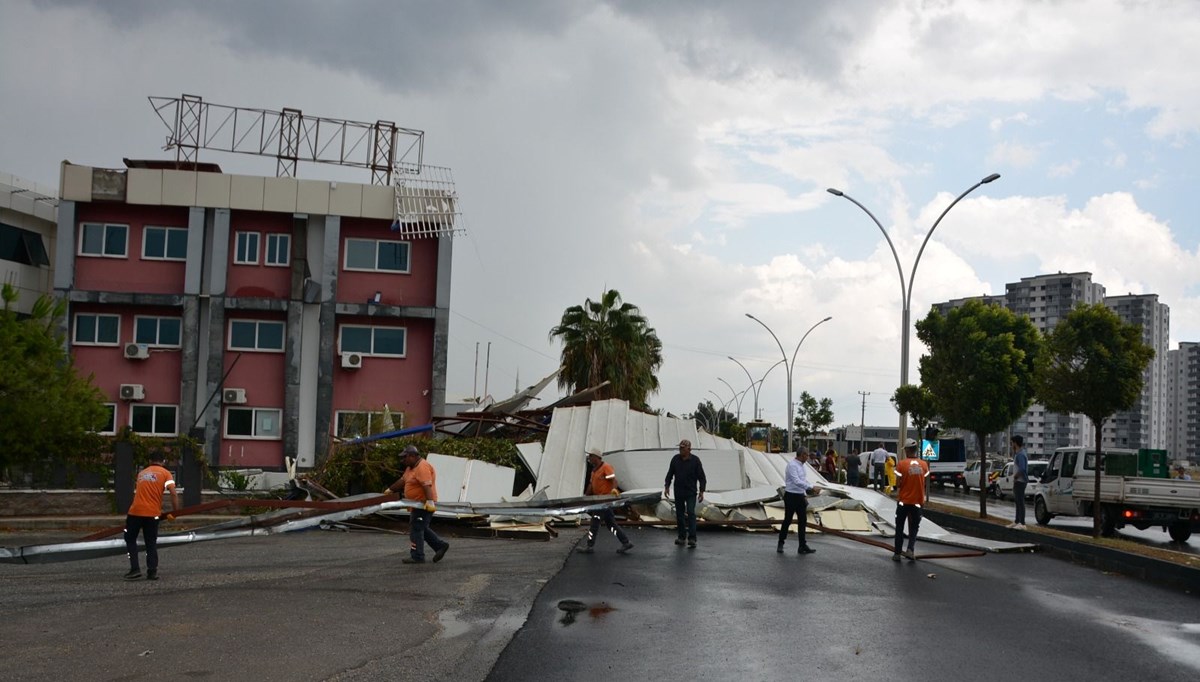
789, 316, 834, 376
906, 173, 1000, 308
745, 314, 788, 367
728, 356, 756, 392
827, 189, 906, 305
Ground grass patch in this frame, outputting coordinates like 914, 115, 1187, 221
926, 500, 1200, 570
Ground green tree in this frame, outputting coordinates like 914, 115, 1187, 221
891, 384, 939, 441
0, 284, 107, 483
793, 391, 833, 451
916, 300, 1041, 517
549, 289, 664, 411
693, 400, 734, 437
1035, 303, 1154, 538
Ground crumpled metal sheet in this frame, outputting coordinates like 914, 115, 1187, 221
0, 492, 662, 565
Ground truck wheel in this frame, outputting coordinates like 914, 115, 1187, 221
1168, 522, 1192, 543
1034, 497, 1052, 526
1100, 505, 1117, 537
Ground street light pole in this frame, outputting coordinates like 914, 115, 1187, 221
717, 377, 742, 423
707, 389, 728, 434
827, 174, 999, 450
745, 314, 833, 453
728, 356, 784, 422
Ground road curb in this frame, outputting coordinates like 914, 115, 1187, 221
924, 508, 1199, 595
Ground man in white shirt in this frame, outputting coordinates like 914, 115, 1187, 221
777, 447, 821, 554
870, 443, 889, 491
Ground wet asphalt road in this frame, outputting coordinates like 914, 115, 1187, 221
488, 527, 1200, 682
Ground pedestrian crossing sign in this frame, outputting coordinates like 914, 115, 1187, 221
921, 439, 940, 461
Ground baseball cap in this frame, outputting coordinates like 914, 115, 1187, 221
904, 438, 918, 448
585, 446, 603, 458
402, 445, 420, 456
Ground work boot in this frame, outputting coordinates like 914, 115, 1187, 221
674, 538, 686, 546
617, 542, 633, 554
402, 557, 426, 564
776, 542, 784, 554
146, 569, 158, 581
123, 569, 142, 581
798, 545, 816, 554
892, 553, 902, 562
687, 539, 697, 549
904, 550, 916, 562
433, 544, 450, 563
578, 545, 594, 554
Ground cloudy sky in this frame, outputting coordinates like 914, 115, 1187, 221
3, 0, 1198, 430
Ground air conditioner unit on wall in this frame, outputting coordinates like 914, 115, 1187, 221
341, 352, 363, 369
119, 384, 145, 401
223, 388, 247, 404
124, 343, 150, 360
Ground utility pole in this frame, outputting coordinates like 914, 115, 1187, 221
858, 391, 870, 452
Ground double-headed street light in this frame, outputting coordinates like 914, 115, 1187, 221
827, 173, 1000, 449
717, 377, 743, 422
706, 389, 734, 433
728, 356, 784, 421
745, 314, 833, 453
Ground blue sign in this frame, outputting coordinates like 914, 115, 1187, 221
921, 439, 940, 461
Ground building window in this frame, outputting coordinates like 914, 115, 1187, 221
0, 223, 50, 266
73, 313, 120, 345
134, 316, 182, 347
79, 223, 128, 258
142, 226, 188, 261
97, 403, 117, 435
225, 407, 283, 439
334, 410, 402, 438
234, 232, 260, 264
265, 233, 290, 266
339, 324, 406, 357
228, 319, 285, 352
130, 404, 177, 436
344, 238, 410, 273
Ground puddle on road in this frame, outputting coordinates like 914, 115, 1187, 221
556, 599, 617, 626
437, 609, 471, 638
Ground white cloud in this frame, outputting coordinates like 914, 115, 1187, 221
1048, 159, 1081, 178
988, 141, 1041, 168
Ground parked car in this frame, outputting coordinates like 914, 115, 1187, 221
962, 459, 1004, 494
996, 460, 1049, 500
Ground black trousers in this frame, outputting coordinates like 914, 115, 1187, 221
587, 508, 629, 546
778, 492, 809, 547
124, 514, 160, 571
894, 504, 923, 553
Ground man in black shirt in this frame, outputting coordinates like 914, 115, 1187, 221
664, 439, 707, 548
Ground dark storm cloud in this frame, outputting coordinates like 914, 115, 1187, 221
606, 0, 889, 82
40, 0, 591, 91
44, 0, 887, 89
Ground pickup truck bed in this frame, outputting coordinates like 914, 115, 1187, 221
1072, 476, 1200, 507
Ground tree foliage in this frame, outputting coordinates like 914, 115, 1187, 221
891, 384, 939, 438
549, 289, 664, 411
1035, 303, 1154, 537
0, 284, 108, 483
312, 436, 528, 497
793, 391, 834, 450
693, 400, 735, 439
916, 300, 1041, 517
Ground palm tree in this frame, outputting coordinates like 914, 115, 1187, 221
549, 289, 664, 411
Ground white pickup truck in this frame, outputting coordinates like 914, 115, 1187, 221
1033, 447, 1200, 543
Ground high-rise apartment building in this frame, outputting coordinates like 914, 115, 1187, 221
1166, 343, 1200, 461
1103, 294, 1169, 449
1004, 273, 1106, 454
